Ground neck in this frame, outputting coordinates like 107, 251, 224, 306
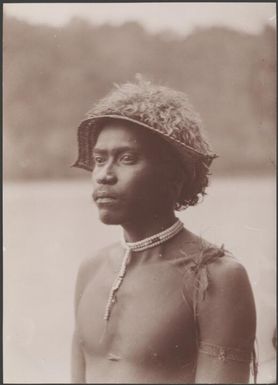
122, 211, 177, 243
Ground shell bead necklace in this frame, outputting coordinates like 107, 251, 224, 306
103, 219, 184, 321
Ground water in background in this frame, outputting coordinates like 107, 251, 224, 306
3, 176, 276, 383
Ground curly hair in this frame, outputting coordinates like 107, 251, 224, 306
73, 75, 217, 210
175, 155, 210, 210
140, 125, 212, 211
142, 126, 211, 211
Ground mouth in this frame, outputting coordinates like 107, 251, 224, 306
96, 197, 118, 204
93, 191, 119, 205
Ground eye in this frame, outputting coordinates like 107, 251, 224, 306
93, 155, 106, 165
120, 153, 137, 164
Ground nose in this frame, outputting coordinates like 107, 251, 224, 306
94, 163, 117, 185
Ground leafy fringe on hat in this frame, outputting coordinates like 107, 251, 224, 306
86, 74, 213, 158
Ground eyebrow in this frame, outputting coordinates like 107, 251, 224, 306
92, 145, 141, 155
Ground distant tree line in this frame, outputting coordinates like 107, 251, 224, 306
3, 15, 276, 180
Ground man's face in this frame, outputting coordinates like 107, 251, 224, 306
92, 121, 176, 225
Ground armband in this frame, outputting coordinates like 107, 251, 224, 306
199, 341, 252, 363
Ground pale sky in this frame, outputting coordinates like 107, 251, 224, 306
4, 2, 276, 36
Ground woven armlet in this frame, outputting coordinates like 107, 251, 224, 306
199, 341, 252, 363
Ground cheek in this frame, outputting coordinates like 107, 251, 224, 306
91, 169, 97, 187
122, 167, 159, 199
121, 167, 152, 188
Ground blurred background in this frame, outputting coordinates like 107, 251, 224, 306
3, 3, 276, 383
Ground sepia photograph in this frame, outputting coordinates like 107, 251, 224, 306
3, 2, 276, 383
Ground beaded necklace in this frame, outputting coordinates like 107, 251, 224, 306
103, 218, 184, 322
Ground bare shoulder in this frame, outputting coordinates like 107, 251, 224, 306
74, 242, 122, 313
182, 229, 256, 340
206, 252, 253, 296
192, 232, 254, 305
184, 227, 251, 288
197, 248, 256, 347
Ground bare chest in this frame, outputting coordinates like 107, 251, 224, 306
77, 260, 196, 367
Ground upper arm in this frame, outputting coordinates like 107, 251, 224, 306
74, 256, 93, 320
195, 258, 256, 383
71, 329, 86, 383
71, 260, 91, 384
71, 251, 108, 382
71, 256, 97, 383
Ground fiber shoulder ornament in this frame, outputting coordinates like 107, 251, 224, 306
73, 75, 218, 172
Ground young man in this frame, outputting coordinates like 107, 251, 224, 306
71, 77, 257, 384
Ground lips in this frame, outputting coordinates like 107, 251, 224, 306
97, 197, 117, 204
93, 190, 119, 204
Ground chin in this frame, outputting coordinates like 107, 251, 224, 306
98, 209, 125, 225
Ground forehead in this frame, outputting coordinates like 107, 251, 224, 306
94, 120, 155, 151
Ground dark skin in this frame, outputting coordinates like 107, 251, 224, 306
91, 121, 181, 239
71, 121, 256, 383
